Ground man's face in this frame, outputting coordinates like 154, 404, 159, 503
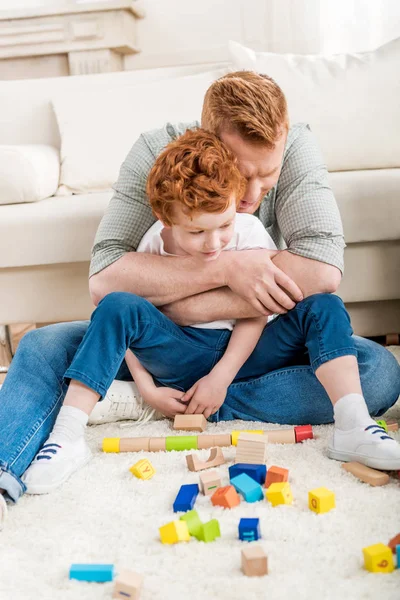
220, 129, 287, 214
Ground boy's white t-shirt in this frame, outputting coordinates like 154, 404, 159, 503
137, 213, 277, 330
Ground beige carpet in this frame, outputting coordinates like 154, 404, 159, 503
0, 348, 399, 600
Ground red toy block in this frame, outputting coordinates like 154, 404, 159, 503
264, 466, 289, 488
388, 533, 400, 554
211, 485, 240, 508
294, 425, 313, 443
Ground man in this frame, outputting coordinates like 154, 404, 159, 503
0, 71, 398, 504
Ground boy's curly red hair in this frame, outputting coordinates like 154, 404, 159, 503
146, 128, 246, 225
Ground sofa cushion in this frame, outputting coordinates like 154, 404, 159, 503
51, 68, 227, 194
229, 38, 400, 172
0, 191, 112, 269
0, 145, 59, 205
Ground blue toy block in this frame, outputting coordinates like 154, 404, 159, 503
69, 564, 114, 582
396, 545, 400, 569
230, 473, 264, 503
229, 463, 267, 485
239, 518, 261, 542
173, 483, 199, 512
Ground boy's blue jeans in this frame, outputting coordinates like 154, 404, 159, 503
0, 292, 399, 502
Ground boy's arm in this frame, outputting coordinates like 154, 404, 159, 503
124, 349, 157, 399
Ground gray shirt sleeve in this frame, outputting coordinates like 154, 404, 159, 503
276, 124, 346, 274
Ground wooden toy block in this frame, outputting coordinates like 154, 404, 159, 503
173, 483, 199, 512
120, 438, 150, 453
266, 482, 293, 506
103, 438, 121, 453
173, 414, 207, 432
264, 429, 295, 444
197, 519, 221, 542
69, 564, 114, 582
231, 473, 264, 503
129, 459, 155, 480
186, 447, 225, 472
235, 433, 268, 465
166, 436, 198, 452
149, 437, 166, 451
294, 425, 313, 443
239, 518, 261, 542
159, 520, 190, 544
229, 463, 267, 485
232, 430, 263, 446
308, 487, 335, 514
362, 543, 394, 573
386, 420, 399, 432
375, 419, 388, 433
342, 462, 389, 486
211, 485, 241, 508
180, 509, 203, 538
199, 470, 221, 496
241, 545, 268, 576
388, 533, 400, 554
264, 466, 288, 488
112, 569, 143, 599
212, 433, 233, 446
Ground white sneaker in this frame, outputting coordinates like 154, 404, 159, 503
88, 380, 163, 426
0, 493, 7, 530
22, 435, 92, 494
328, 423, 400, 470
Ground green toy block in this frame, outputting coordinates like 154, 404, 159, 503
166, 436, 198, 451
180, 510, 202, 538
197, 519, 221, 542
376, 419, 388, 433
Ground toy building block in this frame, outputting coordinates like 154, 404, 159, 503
241, 545, 268, 576
149, 437, 166, 451
294, 425, 313, 443
231, 473, 264, 503
264, 466, 289, 488
229, 463, 267, 485
375, 419, 389, 433
159, 520, 190, 544
232, 430, 264, 446
388, 533, 400, 554
180, 510, 203, 539
397, 545, 400, 569
342, 462, 389, 486
235, 433, 268, 465
69, 564, 114, 582
173, 414, 207, 432
211, 485, 241, 508
264, 429, 295, 444
166, 436, 198, 452
386, 420, 399, 432
186, 447, 225, 472
112, 569, 143, 599
197, 519, 221, 542
199, 470, 221, 496
266, 482, 293, 506
197, 433, 231, 449
362, 543, 394, 573
239, 518, 261, 542
129, 459, 155, 480
173, 483, 199, 512
308, 487, 335, 514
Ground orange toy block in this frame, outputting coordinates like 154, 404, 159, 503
186, 447, 225, 472
173, 414, 207, 432
264, 466, 289, 488
388, 533, 400, 554
211, 485, 241, 508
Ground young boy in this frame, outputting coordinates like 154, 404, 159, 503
21, 129, 400, 495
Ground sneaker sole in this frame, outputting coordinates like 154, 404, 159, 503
327, 446, 400, 470
24, 451, 92, 495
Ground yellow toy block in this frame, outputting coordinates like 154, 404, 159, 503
265, 482, 293, 506
308, 487, 335, 514
363, 543, 394, 573
129, 458, 155, 480
159, 520, 190, 544
231, 430, 264, 446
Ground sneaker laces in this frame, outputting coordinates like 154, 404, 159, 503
364, 424, 393, 441
119, 396, 158, 429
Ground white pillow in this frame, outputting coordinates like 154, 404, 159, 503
229, 38, 400, 172
0, 144, 59, 205
52, 68, 227, 194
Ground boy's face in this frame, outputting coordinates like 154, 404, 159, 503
165, 196, 237, 261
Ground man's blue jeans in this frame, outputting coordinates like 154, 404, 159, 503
0, 292, 399, 502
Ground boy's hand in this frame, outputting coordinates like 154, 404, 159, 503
144, 387, 187, 419
181, 375, 228, 419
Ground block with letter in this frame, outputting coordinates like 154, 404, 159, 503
362, 543, 394, 573
112, 569, 143, 599
199, 470, 221, 496
230, 473, 264, 503
239, 518, 261, 542
241, 545, 268, 576
173, 483, 199, 512
211, 485, 240, 508
266, 482, 293, 507
264, 465, 288, 488
159, 520, 190, 544
229, 463, 267, 485
308, 487, 335, 514
129, 459, 155, 480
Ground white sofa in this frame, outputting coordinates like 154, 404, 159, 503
0, 40, 399, 338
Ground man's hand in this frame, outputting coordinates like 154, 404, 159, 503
225, 249, 304, 315
181, 374, 228, 419
144, 386, 187, 419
